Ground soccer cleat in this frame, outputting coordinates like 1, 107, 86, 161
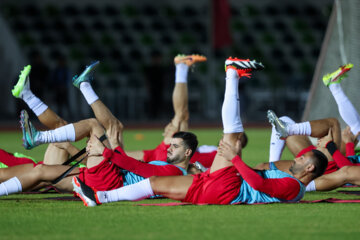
225, 57, 264, 78
72, 60, 100, 88
0, 162, 8, 168
194, 161, 208, 172
174, 54, 207, 66
12, 65, 32, 98
322, 63, 353, 87
72, 176, 100, 207
20, 110, 40, 150
267, 110, 289, 139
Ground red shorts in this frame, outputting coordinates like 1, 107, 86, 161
143, 142, 169, 163
79, 158, 123, 191
0, 149, 37, 167
297, 145, 338, 175
183, 166, 242, 205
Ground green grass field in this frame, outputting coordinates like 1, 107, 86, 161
0, 128, 360, 240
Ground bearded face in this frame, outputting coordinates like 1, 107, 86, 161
166, 138, 187, 164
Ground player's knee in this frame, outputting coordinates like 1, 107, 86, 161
88, 118, 104, 135
328, 118, 340, 128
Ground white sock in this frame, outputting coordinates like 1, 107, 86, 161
287, 122, 311, 136
96, 178, 154, 203
269, 116, 296, 162
175, 63, 189, 83
37, 124, 76, 143
330, 83, 360, 139
269, 126, 285, 162
22, 90, 48, 116
305, 180, 316, 192
0, 177, 22, 196
222, 68, 243, 133
79, 82, 99, 105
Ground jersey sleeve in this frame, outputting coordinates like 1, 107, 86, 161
326, 141, 355, 168
345, 142, 356, 157
103, 147, 183, 178
231, 155, 301, 200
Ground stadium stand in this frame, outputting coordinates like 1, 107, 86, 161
0, 0, 332, 123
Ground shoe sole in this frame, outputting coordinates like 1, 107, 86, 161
73, 61, 100, 87
72, 177, 97, 207
12, 65, 31, 98
225, 59, 263, 70
267, 110, 288, 139
323, 64, 353, 86
174, 55, 207, 66
20, 110, 32, 150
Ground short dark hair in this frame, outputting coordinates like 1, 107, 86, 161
310, 149, 328, 179
172, 131, 198, 158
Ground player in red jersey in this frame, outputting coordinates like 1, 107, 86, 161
126, 54, 247, 173
257, 64, 360, 191
72, 57, 327, 207
125, 54, 218, 170
0, 59, 199, 197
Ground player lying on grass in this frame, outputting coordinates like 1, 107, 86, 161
126, 54, 248, 173
0, 59, 200, 197
11, 54, 214, 172
73, 57, 327, 207
267, 64, 356, 162
125, 54, 220, 173
259, 64, 360, 191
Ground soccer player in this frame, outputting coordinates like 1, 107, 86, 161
72, 57, 327, 207
125, 54, 223, 171
125, 54, 211, 163
11, 65, 85, 166
126, 54, 248, 172
262, 64, 360, 191
0, 59, 201, 198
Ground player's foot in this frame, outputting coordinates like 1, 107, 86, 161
72, 176, 100, 207
20, 110, 40, 150
225, 57, 264, 78
72, 60, 100, 88
174, 54, 207, 66
193, 161, 208, 172
12, 65, 31, 98
267, 110, 289, 139
322, 63, 353, 87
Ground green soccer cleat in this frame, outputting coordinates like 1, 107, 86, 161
267, 110, 289, 139
322, 63, 353, 87
20, 110, 40, 150
0, 162, 8, 168
72, 61, 100, 88
12, 65, 31, 98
